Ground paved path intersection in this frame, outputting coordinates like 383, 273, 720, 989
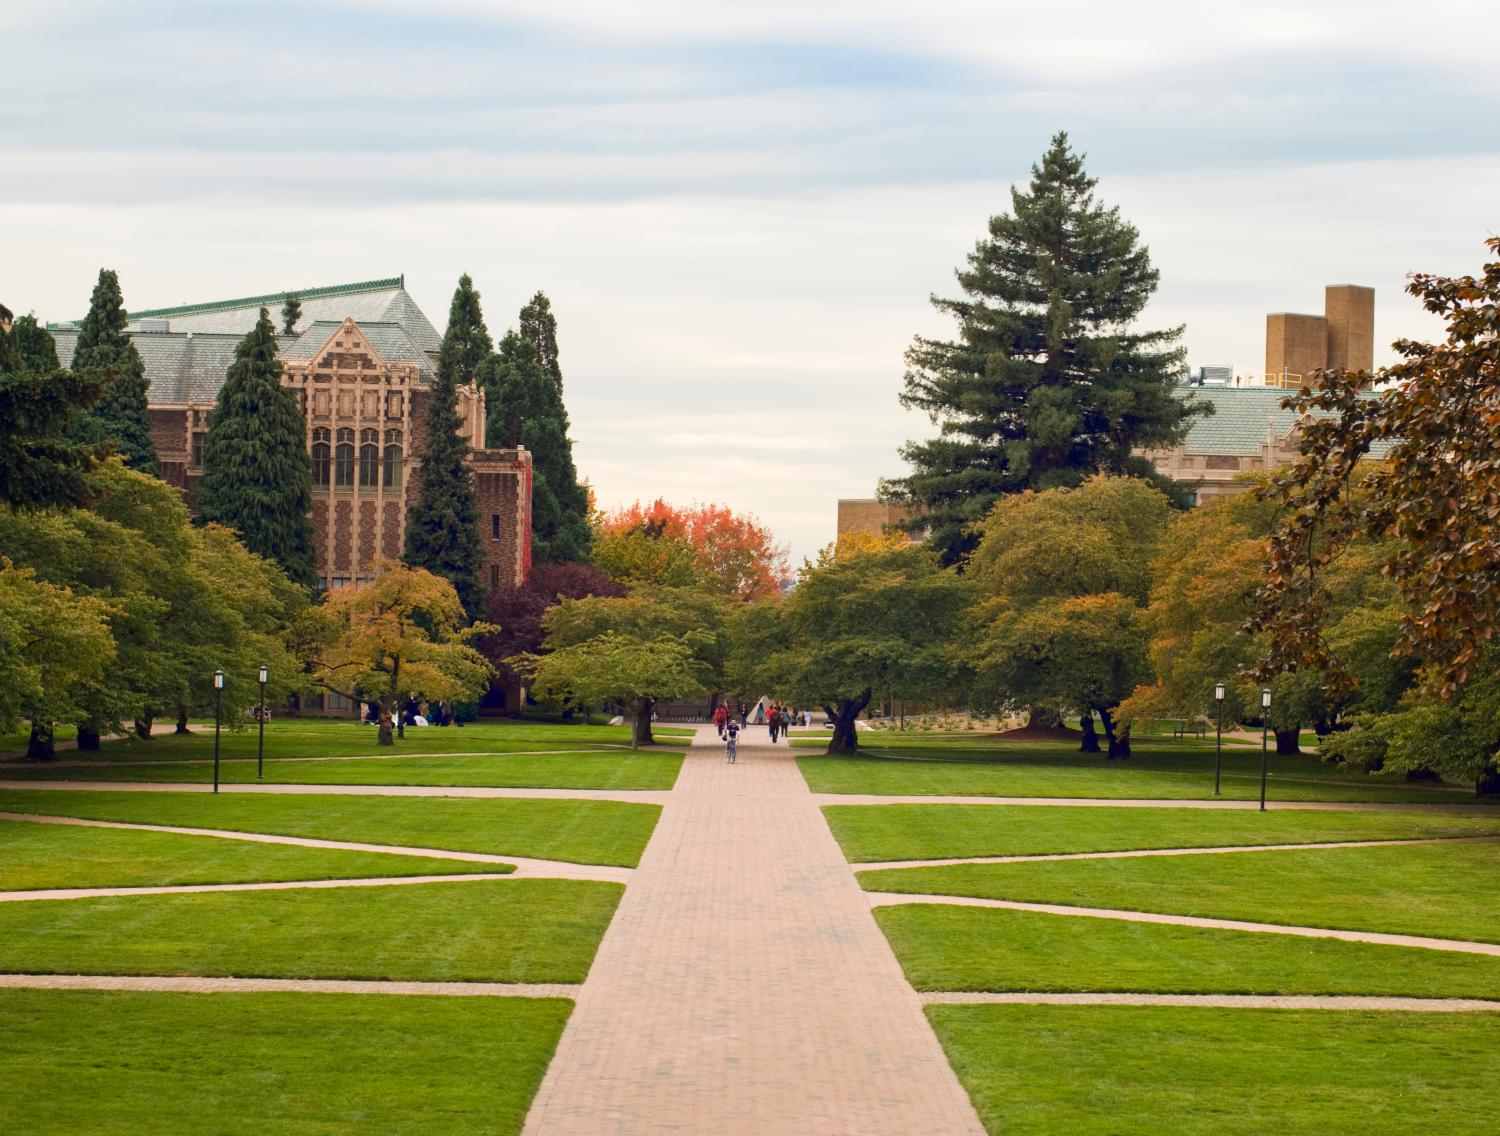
520, 725, 986, 1136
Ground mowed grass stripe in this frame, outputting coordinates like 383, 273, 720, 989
859, 840, 1500, 944
0, 879, 622, 983
0, 818, 508, 892
875, 904, 1500, 999
0, 790, 661, 867
927, 1004, 1500, 1136
823, 803, 1500, 862
0, 988, 570, 1136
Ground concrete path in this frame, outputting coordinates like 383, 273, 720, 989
815, 793, 1500, 813
865, 893, 1500, 956
521, 726, 985, 1136
0, 973, 578, 998
855, 833, 1500, 871
0, 872, 516, 903
0, 780, 672, 804
0, 811, 635, 881
921, 991, 1500, 1012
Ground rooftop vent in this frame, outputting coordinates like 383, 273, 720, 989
136, 318, 171, 333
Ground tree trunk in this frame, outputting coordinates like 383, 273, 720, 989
1476, 764, 1500, 798
134, 717, 153, 740
76, 725, 101, 752
1274, 727, 1301, 756
377, 710, 394, 747
1026, 704, 1061, 729
1078, 714, 1100, 753
631, 698, 656, 749
175, 709, 191, 734
824, 690, 872, 756
1099, 707, 1130, 759
26, 722, 55, 763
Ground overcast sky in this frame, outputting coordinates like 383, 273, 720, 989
5, 1, 1498, 563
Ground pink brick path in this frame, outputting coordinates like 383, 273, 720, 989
520, 725, 985, 1136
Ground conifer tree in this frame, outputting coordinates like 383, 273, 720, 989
196, 309, 318, 588
72, 269, 159, 475
886, 132, 1196, 565
519, 291, 563, 391
482, 328, 591, 564
405, 275, 487, 616
281, 294, 303, 335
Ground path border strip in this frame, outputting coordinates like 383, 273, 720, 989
919, 991, 1500, 1011
0, 812, 636, 881
0, 973, 579, 998
855, 834, 1500, 871
0, 780, 673, 803
864, 892, 1500, 956
814, 793, 1500, 814
0, 872, 519, 903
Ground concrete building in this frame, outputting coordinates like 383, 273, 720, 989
50, 277, 533, 594
1266, 284, 1375, 387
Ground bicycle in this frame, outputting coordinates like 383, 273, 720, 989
725, 733, 738, 763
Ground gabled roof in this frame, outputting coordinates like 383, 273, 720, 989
284, 319, 436, 382
1173, 385, 1395, 457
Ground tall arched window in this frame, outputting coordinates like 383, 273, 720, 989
311, 427, 331, 487
358, 428, 379, 487
334, 427, 355, 487
383, 429, 403, 489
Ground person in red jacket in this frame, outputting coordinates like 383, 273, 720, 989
767, 704, 782, 743
713, 703, 729, 739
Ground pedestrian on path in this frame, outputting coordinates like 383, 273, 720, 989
714, 703, 729, 739
725, 719, 740, 763
767, 705, 782, 743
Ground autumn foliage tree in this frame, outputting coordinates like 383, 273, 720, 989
597, 500, 790, 601
306, 562, 493, 745
1250, 238, 1500, 791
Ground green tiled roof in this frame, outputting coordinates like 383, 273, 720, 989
124, 276, 404, 322
1173, 385, 1394, 457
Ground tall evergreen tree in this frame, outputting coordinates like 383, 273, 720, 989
885, 132, 1197, 565
281, 294, 303, 335
405, 275, 487, 616
0, 312, 107, 512
481, 328, 591, 564
72, 269, 159, 475
519, 291, 563, 391
196, 309, 318, 588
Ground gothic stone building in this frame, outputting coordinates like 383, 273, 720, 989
51, 277, 533, 595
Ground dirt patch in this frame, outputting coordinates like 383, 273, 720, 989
988, 725, 1082, 744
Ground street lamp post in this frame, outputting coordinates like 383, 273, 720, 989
1259, 687, 1273, 812
212, 669, 225, 795
257, 666, 269, 781
1213, 682, 1226, 796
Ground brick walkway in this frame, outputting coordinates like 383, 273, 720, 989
520, 726, 985, 1136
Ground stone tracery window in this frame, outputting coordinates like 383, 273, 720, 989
335, 427, 355, 487
359, 428, 379, 487
311, 427, 331, 487
383, 429, 403, 488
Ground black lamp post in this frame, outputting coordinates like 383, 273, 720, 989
1259, 687, 1272, 812
1213, 682, 1226, 797
212, 669, 225, 794
257, 665, 269, 781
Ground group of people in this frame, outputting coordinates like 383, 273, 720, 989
362, 697, 459, 728
712, 701, 815, 759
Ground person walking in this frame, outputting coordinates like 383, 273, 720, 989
714, 703, 729, 739
768, 704, 781, 744
725, 718, 740, 763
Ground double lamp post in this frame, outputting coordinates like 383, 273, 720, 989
1212, 682, 1274, 811
210, 665, 271, 794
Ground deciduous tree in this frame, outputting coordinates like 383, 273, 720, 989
600, 500, 790, 600
884, 133, 1197, 564
306, 562, 494, 746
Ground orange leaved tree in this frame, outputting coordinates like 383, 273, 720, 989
597, 499, 790, 601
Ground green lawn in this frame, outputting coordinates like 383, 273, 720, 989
0, 879, 621, 982
928, 1005, 1500, 1136
0, 789, 660, 867
0, 818, 507, 891
0, 750, 682, 789
876, 904, 1500, 997
0, 719, 688, 762
859, 840, 1500, 943
823, 803, 1500, 862
799, 738, 1477, 803
0, 988, 569, 1136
